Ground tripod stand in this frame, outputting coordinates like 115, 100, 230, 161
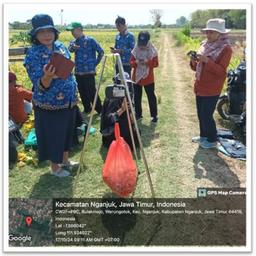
75, 54, 155, 198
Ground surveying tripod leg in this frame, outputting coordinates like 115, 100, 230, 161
124, 97, 139, 163
76, 56, 107, 178
115, 53, 156, 199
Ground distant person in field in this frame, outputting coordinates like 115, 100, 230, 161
111, 16, 135, 76
24, 14, 79, 177
130, 31, 159, 123
190, 18, 232, 149
66, 22, 104, 115
9, 71, 33, 125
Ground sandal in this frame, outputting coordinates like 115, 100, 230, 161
51, 168, 70, 177
61, 160, 79, 171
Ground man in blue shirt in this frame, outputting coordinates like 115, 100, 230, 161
67, 22, 104, 114
111, 16, 135, 76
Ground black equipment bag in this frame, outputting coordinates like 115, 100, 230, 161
9, 117, 24, 144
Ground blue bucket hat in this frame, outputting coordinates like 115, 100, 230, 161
29, 14, 59, 37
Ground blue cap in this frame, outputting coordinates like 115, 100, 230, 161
138, 31, 150, 46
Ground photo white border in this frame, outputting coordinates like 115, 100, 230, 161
2, 0, 253, 253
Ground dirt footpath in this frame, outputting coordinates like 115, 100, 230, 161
160, 32, 246, 195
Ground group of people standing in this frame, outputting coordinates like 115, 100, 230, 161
66, 15, 159, 123
22, 14, 159, 177
13, 13, 232, 177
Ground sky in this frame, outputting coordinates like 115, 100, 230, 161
4, 3, 211, 26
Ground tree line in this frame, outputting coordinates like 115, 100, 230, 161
9, 22, 159, 30
177, 9, 246, 29
9, 9, 246, 30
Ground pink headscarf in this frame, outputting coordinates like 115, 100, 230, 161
196, 34, 231, 81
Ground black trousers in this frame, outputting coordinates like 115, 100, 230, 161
196, 95, 219, 142
134, 83, 157, 118
75, 74, 102, 114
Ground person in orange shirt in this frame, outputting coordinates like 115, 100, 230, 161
190, 18, 232, 149
130, 31, 159, 123
9, 72, 33, 124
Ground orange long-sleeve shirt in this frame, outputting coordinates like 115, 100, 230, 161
9, 85, 32, 124
130, 55, 159, 86
190, 46, 232, 96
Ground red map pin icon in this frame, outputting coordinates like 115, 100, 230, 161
25, 216, 33, 226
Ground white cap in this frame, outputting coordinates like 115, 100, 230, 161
115, 72, 134, 83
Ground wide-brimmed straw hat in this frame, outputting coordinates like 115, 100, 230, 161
201, 18, 231, 34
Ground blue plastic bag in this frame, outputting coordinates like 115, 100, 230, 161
24, 128, 37, 149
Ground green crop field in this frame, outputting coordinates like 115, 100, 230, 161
9, 29, 162, 90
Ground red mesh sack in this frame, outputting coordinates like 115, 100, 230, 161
102, 122, 137, 197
